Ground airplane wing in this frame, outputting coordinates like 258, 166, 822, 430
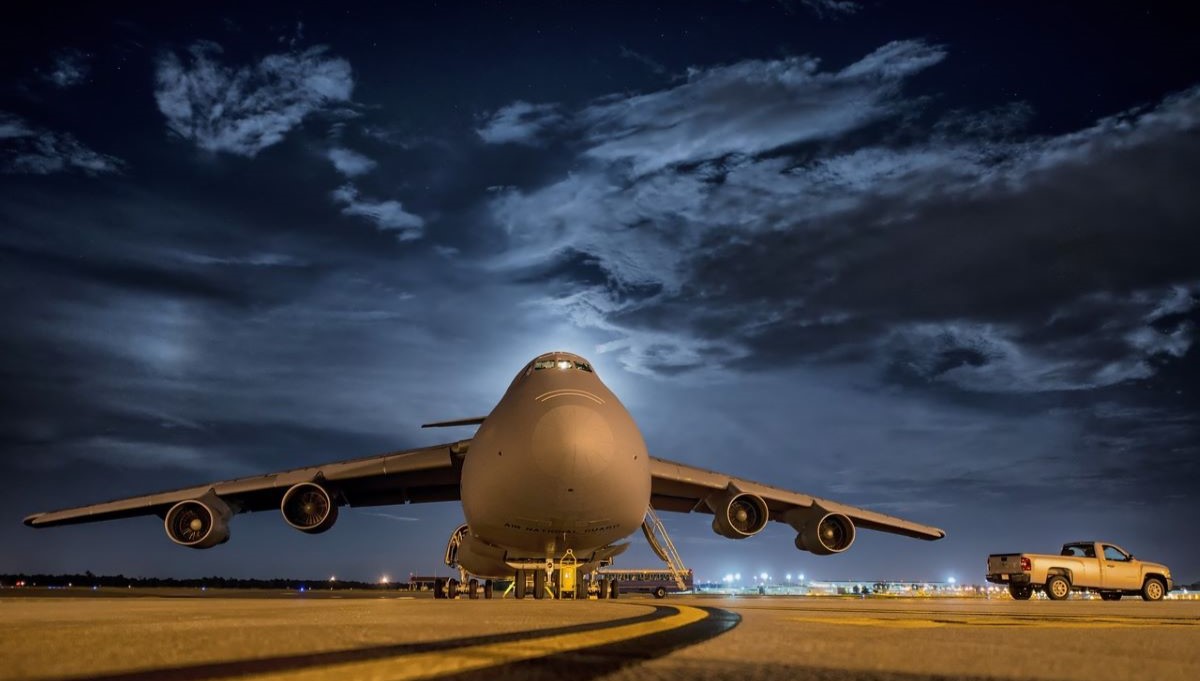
649, 455, 945, 542
24, 440, 469, 529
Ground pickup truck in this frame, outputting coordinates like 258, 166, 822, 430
986, 541, 1172, 601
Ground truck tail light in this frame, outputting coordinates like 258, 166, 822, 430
1020, 556, 1031, 571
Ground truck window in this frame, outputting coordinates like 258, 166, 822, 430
1102, 545, 1129, 561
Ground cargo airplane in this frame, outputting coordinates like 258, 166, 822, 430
25, 351, 944, 597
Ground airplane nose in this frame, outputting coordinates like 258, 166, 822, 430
531, 405, 615, 481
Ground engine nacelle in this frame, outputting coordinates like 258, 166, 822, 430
783, 506, 855, 555
164, 495, 232, 549
281, 482, 338, 534
705, 485, 769, 539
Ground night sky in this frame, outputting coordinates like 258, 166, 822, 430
3, 2, 1198, 586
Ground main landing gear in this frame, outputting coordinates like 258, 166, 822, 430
434, 576, 495, 600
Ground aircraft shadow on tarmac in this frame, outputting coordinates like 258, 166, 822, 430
53, 606, 738, 681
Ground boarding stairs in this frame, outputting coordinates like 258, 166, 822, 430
641, 505, 688, 591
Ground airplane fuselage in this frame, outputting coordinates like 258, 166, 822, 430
458, 353, 650, 574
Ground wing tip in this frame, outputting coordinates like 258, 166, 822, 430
23, 513, 44, 527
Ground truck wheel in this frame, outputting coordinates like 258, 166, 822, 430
1009, 584, 1033, 600
1141, 577, 1165, 601
653, 586, 667, 599
1045, 575, 1070, 600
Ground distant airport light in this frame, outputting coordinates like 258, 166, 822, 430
760, 572, 769, 581
734, 573, 741, 581
380, 575, 389, 585
786, 573, 792, 581
799, 573, 805, 581
948, 576, 956, 585
329, 576, 336, 582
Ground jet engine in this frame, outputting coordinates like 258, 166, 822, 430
280, 482, 338, 534
783, 506, 855, 555
164, 495, 231, 549
705, 485, 769, 539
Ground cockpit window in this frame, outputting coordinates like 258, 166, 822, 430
531, 358, 592, 373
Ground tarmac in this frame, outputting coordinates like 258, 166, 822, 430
2, 590, 1198, 681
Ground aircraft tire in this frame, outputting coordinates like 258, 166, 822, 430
434, 577, 446, 600
514, 570, 526, 599
468, 578, 479, 600
483, 580, 494, 599
653, 586, 667, 599
597, 577, 608, 600
533, 568, 546, 599
609, 579, 619, 599
447, 578, 459, 599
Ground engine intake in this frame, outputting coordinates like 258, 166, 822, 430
705, 485, 769, 539
784, 506, 855, 555
164, 495, 231, 549
281, 482, 338, 534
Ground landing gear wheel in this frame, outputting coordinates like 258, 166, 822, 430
1045, 575, 1070, 600
434, 577, 447, 600
533, 568, 546, 599
514, 570, 526, 599
1100, 592, 1122, 601
447, 578, 459, 599
468, 578, 479, 600
483, 580, 494, 599
1009, 583, 1033, 600
653, 586, 667, 599
576, 577, 586, 599
597, 577, 609, 600
551, 569, 561, 599
609, 579, 619, 599
1141, 577, 1165, 601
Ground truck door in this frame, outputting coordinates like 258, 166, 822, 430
1099, 544, 1140, 590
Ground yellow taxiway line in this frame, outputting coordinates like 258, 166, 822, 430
788, 615, 1199, 629
248, 604, 709, 681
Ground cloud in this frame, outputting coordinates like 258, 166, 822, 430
577, 40, 946, 174
154, 41, 354, 157
476, 101, 564, 145
326, 146, 376, 177
1, 112, 123, 175
43, 49, 90, 88
331, 184, 424, 240
798, 0, 861, 17
480, 41, 1200, 390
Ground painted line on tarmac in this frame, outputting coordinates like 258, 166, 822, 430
258, 605, 731, 681
61, 604, 738, 681
786, 615, 1198, 628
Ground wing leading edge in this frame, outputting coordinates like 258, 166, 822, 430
24, 440, 470, 529
649, 455, 945, 541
